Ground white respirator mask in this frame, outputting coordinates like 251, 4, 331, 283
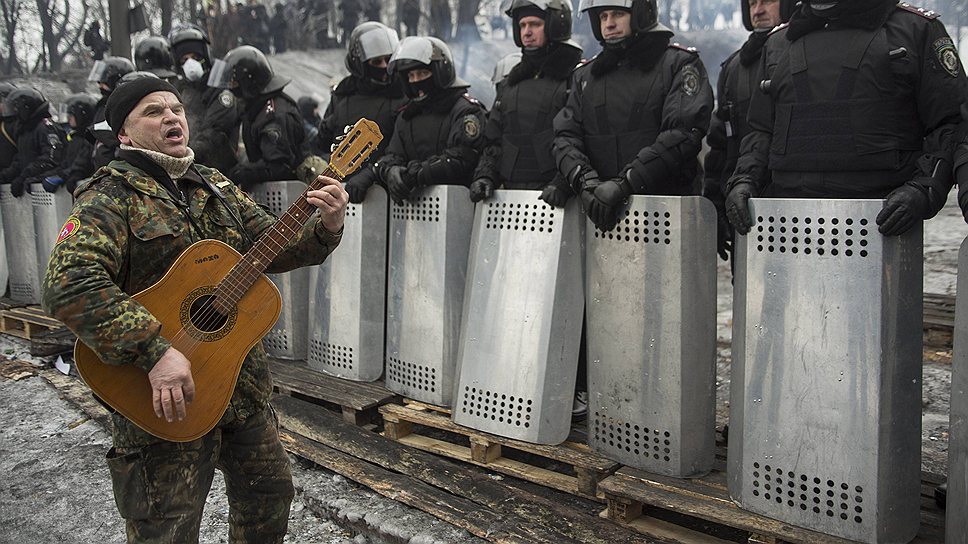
182, 58, 204, 82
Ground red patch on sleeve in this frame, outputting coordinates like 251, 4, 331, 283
56, 217, 80, 244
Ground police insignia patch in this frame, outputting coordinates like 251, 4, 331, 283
218, 91, 234, 108
462, 115, 481, 140
681, 65, 701, 96
934, 37, 960, 77
56, 217, 80, 245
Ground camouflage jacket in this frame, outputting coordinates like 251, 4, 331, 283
42, 152, 341, 447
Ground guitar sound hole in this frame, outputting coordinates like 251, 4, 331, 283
188, 294, 228, 333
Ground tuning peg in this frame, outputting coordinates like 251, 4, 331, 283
330, 143, 338, 152
344, 124, 353, 133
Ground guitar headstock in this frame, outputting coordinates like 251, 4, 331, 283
329, 119, 383, 180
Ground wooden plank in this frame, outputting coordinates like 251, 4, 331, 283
379, 403, 618, 472
598, 510, 734, 544
269, 358, 399, 411
395, 433, 583, 496
273, 394, 647, 544
280, 431, 552, 544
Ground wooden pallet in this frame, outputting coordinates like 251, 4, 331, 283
29, 327, 76, 357
379, 402, 620, 500
0, 306, 63, 340
269, 358, 400, 426
599, 464, 946, 544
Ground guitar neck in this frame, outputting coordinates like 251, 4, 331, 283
215, 167, 342, 310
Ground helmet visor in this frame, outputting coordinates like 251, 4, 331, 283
206, 58, 232, 88
389, 37, 435, 71
87, 60, 108, 82
578, 0, 632, 12
358, 28, 400, 62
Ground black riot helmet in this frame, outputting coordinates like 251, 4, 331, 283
345, 22, 400, 84
388, 36, 468, 99
2, 88, 50, 122
207, 45, 290, 99
134, 36, 177, 78
65, 93, 98, 128
578, 0, 659, 42
168, 24, 212, 67
87, 56, 136, 92
503, 0, 575, 47
0, 82, 15, 101
741, 0, 797, 30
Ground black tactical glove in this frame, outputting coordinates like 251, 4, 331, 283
583, 177, 632, 232
344, 168, 377, 204
876, 180, 932, 236
724, 178, 755, 235
10, 177, 29, 198
469, 178, 494, 203
385, 165, 416, 204
539, 178, 574, 208
228, 164, 266, 193
574, 168, 602, 214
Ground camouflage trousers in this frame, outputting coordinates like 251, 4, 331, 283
105, 405, 294, 544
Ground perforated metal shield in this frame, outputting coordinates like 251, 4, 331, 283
253, 181, 310, 360
949, 237, 968, 544
385, 185, 474, 406
585, 196, 717, 477
728, 199, 922, 542
452, 191, 584, 444
31, 183, 73, 286
308, 185, 388, 381
0, 186, 41, 303
0, 206, 8, 297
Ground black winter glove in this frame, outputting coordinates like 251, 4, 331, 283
724, 179, 755, 235
574, 168, 602, 214
344, 168, 377, 204
584, 177, 632, 232
715, 209, 733, 261
469, 178, 494, 203
876, 180, 932, 236
385, 165, 416, 204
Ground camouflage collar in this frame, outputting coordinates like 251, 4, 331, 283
105, 156, 204, 202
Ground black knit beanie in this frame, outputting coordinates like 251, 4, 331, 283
105, 77, 181, 137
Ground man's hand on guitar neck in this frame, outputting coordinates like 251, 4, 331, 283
148, 348, 196, 423
306, 175, 349, 234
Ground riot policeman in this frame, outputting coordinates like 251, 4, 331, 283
170, 24, 241, 173
703, 0, 792, 260
209, 45, 309, 191
313, 21, 407, 203
725, 0, 966, 237
28, 93, 98, 194
134, 36, 178, 80
552, 0, 714, 231
0, 82, 16, 172
0, 88, 65, 197
87, 56, 135, 169
471, 0, 582, 203
374, 36, 487, 204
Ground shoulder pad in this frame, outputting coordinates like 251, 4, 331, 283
897, 2, 939, 18
769, 22, 790, 35
462, 93, 482, 106
669, 42, 699, 55
721, 49, 742, 67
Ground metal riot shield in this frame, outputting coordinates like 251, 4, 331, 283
385, 185, 474, 406
31, 183, 73, 285
728, 199, 922, 543
949, 237, 968, 544
453, 191, 584, 444
253, 181, 310, 360
0, 205, 7, 297
0, 185, 41, 303
308, 184, 388, 381
585, 195, 717, 477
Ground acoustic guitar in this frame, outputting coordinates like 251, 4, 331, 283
74, 119, 382, 442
